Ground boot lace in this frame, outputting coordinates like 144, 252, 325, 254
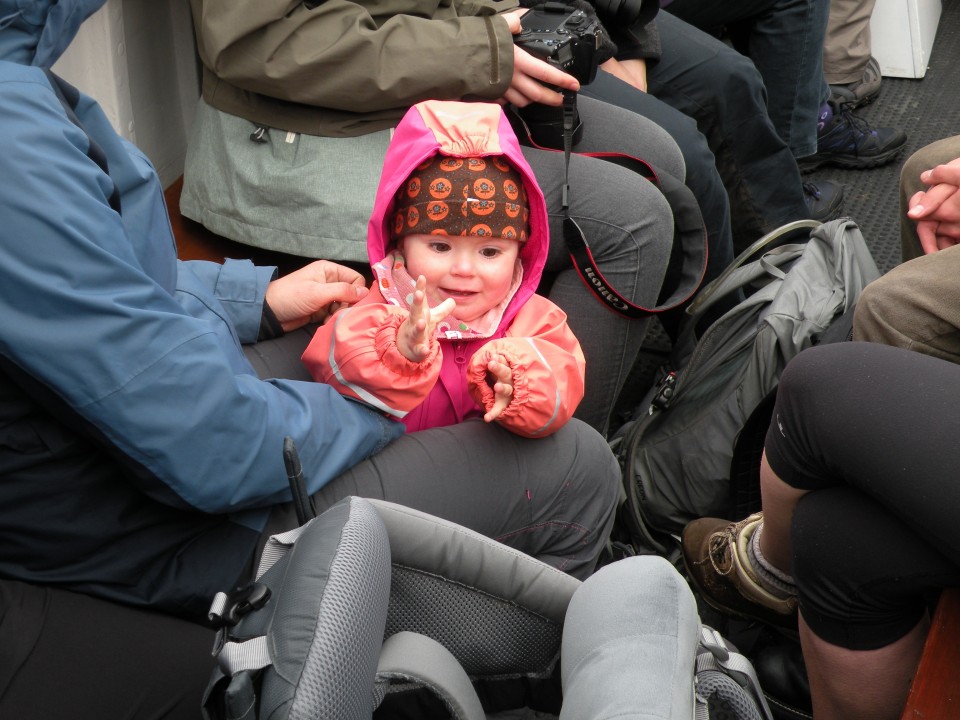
707, 515, 756, 577
836, 104, 876, 141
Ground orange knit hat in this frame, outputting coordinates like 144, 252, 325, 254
391, 155, 529, 242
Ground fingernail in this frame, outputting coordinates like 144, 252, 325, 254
356, 286, 368, 296
909, 205, 924, 216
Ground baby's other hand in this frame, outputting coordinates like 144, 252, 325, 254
484, 355, 514, 423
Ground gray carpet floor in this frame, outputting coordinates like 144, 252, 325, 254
813, 0, 960, 274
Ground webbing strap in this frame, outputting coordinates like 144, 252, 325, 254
256, 524, 305, 578
218, 635, 271, 675
695, 625, 775, 720
376, 631, 485, 720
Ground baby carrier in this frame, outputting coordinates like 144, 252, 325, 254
202, 494, 773, 719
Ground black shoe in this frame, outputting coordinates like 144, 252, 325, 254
829, 56, 882, 110
798, 101, 906, 172
752, 631, 812, 720
802, 180, 844, 222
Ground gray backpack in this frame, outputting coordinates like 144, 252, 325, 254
201, 495, 773, 720
611, 219, 881, 555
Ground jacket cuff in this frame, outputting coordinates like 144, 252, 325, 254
258, 301, 285, 341
375, 315, 440, 374
612, 20, 661, 64
214, 259, 278, 344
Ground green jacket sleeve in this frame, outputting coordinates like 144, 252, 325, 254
191, 0, 516, 113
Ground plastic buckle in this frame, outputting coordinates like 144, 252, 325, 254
699, 625, 731, 663
649, 371, 677, 412
207, 582, 272, 629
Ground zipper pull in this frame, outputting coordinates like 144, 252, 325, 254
649, 370, 677, 413
250, 126, 269, 143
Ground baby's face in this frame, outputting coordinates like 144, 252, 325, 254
400, 233, 521, 323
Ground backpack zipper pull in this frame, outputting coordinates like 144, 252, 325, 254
649, 370, 677, 413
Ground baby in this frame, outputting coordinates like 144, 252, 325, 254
302, 100, 585, 437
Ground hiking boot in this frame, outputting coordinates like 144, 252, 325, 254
681, 513, 799, 631
798, 101, 906, 172
829, 56, 883, 109
802, 179, 843, 222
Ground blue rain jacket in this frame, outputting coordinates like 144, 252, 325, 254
0, 0, 402, 617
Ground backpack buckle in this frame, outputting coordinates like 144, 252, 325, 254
208, 582, 272, 629
649, 371, 677, 412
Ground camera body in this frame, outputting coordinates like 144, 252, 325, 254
514, 2, 601, 87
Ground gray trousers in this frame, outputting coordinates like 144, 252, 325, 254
853, 136, 960, 359
246, 329, 621, 581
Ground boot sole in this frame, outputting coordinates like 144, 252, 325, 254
798, 143, 906, 173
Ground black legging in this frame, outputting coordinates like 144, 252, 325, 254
765, 341, 960, 650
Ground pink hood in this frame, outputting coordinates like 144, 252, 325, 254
367, 101, 549, 332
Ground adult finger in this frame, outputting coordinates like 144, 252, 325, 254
936, 234, 960, 252
911, 183, 960, 218
916, 220, 940, 255
289, 281, 369, 330
506, 46, 577, 107
937, 220, 960, 240
921, 164, 960, 188
500, 8, 527, 33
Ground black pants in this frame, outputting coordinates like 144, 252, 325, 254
766, 341, 960, 650
0, 580, 214, 719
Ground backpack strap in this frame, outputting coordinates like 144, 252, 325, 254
695, 625, 774, 720
375, 631, 486, 720
684, 219, 820, 321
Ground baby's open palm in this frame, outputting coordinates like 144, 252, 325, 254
397, 275, 456, 362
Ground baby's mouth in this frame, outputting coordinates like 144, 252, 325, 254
441, 288, 477, 298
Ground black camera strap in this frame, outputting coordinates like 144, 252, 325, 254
514, 93, 708, 319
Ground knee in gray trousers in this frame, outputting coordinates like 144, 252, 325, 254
560, 555, 701, 720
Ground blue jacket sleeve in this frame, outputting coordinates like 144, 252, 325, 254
178, 258, 276, 344
0, 65, 403, 514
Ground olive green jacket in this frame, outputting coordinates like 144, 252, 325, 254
189, 0, 517, 137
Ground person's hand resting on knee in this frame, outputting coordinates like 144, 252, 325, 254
907, 159, 960, 254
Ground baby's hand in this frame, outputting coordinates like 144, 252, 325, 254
397, 276, 456, 362
483, 354, 514, 423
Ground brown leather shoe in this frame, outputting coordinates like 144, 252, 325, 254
681, 513, 799, 631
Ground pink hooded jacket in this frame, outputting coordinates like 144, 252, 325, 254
302, 101, 585, 437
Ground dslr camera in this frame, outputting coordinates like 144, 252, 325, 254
514, 2, 601, 87
513, 3, 601, 147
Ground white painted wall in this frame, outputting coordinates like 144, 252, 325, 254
52, 0, 200, 187
871, 0, 942, 78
